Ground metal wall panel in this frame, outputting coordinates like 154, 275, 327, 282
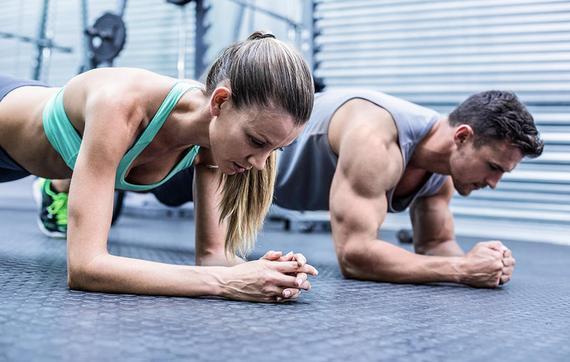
0, 1, 302, 83
0, 1, 44, 78
0, 1, 196, 85
315, 0, 570, 228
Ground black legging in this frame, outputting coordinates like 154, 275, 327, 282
150, 167, 194, 206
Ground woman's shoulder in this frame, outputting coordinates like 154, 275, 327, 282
70, 69, 177, 108
71, 68, 168, 90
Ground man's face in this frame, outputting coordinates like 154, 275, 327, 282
449, 137, 524, 196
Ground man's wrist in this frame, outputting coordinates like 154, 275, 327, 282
452, 256, 467, 284
449, 256, 467, 283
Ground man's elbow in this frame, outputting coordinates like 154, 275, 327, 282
337, 246, 365, 280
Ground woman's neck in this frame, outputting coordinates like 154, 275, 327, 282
166, 88, 212, 150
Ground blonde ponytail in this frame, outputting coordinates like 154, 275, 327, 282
218, 152, 277, 257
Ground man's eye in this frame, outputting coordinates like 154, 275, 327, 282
489, 163, 498, 171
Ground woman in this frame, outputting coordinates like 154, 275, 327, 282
0, 32, 317, 302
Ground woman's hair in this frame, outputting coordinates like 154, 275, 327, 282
205, 31, 314, 257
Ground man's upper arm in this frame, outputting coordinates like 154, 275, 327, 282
329, 128, 397, 256
410, 176, 455, 246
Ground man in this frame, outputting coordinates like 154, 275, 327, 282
37, 89, 543, 288
272, 89, 542, 288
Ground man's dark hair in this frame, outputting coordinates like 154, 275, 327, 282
448, 90, 544, 158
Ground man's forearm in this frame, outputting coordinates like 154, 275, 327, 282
415, 239, 464, 257
340, 239, 465, 284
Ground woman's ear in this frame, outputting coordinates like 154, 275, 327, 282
209, 86, 231, 117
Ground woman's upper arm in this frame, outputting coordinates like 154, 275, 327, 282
193, 150, 227, 256
66, 91, 139, 268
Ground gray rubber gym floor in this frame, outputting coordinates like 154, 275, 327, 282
1, 179, 569, 362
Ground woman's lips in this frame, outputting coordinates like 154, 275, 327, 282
233, 162, 246, 173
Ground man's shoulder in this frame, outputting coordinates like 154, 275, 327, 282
336, 122, 403, 196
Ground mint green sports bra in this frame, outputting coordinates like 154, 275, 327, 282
42, 82, 201, 191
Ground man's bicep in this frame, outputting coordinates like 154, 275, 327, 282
329, 159, 388, 253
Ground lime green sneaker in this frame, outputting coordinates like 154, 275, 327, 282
33, 178, 68, 238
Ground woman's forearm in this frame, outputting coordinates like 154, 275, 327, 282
68, 253, 226, 297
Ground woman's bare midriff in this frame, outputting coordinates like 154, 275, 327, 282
0, 86, 72, 178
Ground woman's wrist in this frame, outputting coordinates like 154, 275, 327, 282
200, 265, 230, 298
197, 250, 243, 267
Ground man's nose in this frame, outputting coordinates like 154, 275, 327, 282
486, 172, 502, 189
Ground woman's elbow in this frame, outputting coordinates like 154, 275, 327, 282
67, 262, 93, 290
67, 254, 105, 290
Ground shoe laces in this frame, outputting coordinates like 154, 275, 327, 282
45, 184, 68, 225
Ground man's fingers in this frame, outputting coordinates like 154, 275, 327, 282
484, 240, 506, 252
502, 256, 515, 267
502, 265, 514, 276
499, 273, 511, 285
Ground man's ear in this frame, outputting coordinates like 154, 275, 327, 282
209, 87, 231, 117
454, 124, 474, 146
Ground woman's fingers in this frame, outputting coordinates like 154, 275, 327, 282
300, 264, 318, 276
295, 272, 308, 287
260, 250, 283, 261
272, 261, 319, 276
293, 252, 307, 266
273, 273, 312, 290
283, 288, 301, 300
274, 251, 295, 262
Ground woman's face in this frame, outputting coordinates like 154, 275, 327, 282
208, 88, 303, 175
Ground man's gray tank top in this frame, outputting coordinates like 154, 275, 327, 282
274, 89, 448, 213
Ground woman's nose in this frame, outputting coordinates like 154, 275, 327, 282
247, 153, 268, 171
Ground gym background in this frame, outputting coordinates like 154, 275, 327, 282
1, 0, 569, 244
